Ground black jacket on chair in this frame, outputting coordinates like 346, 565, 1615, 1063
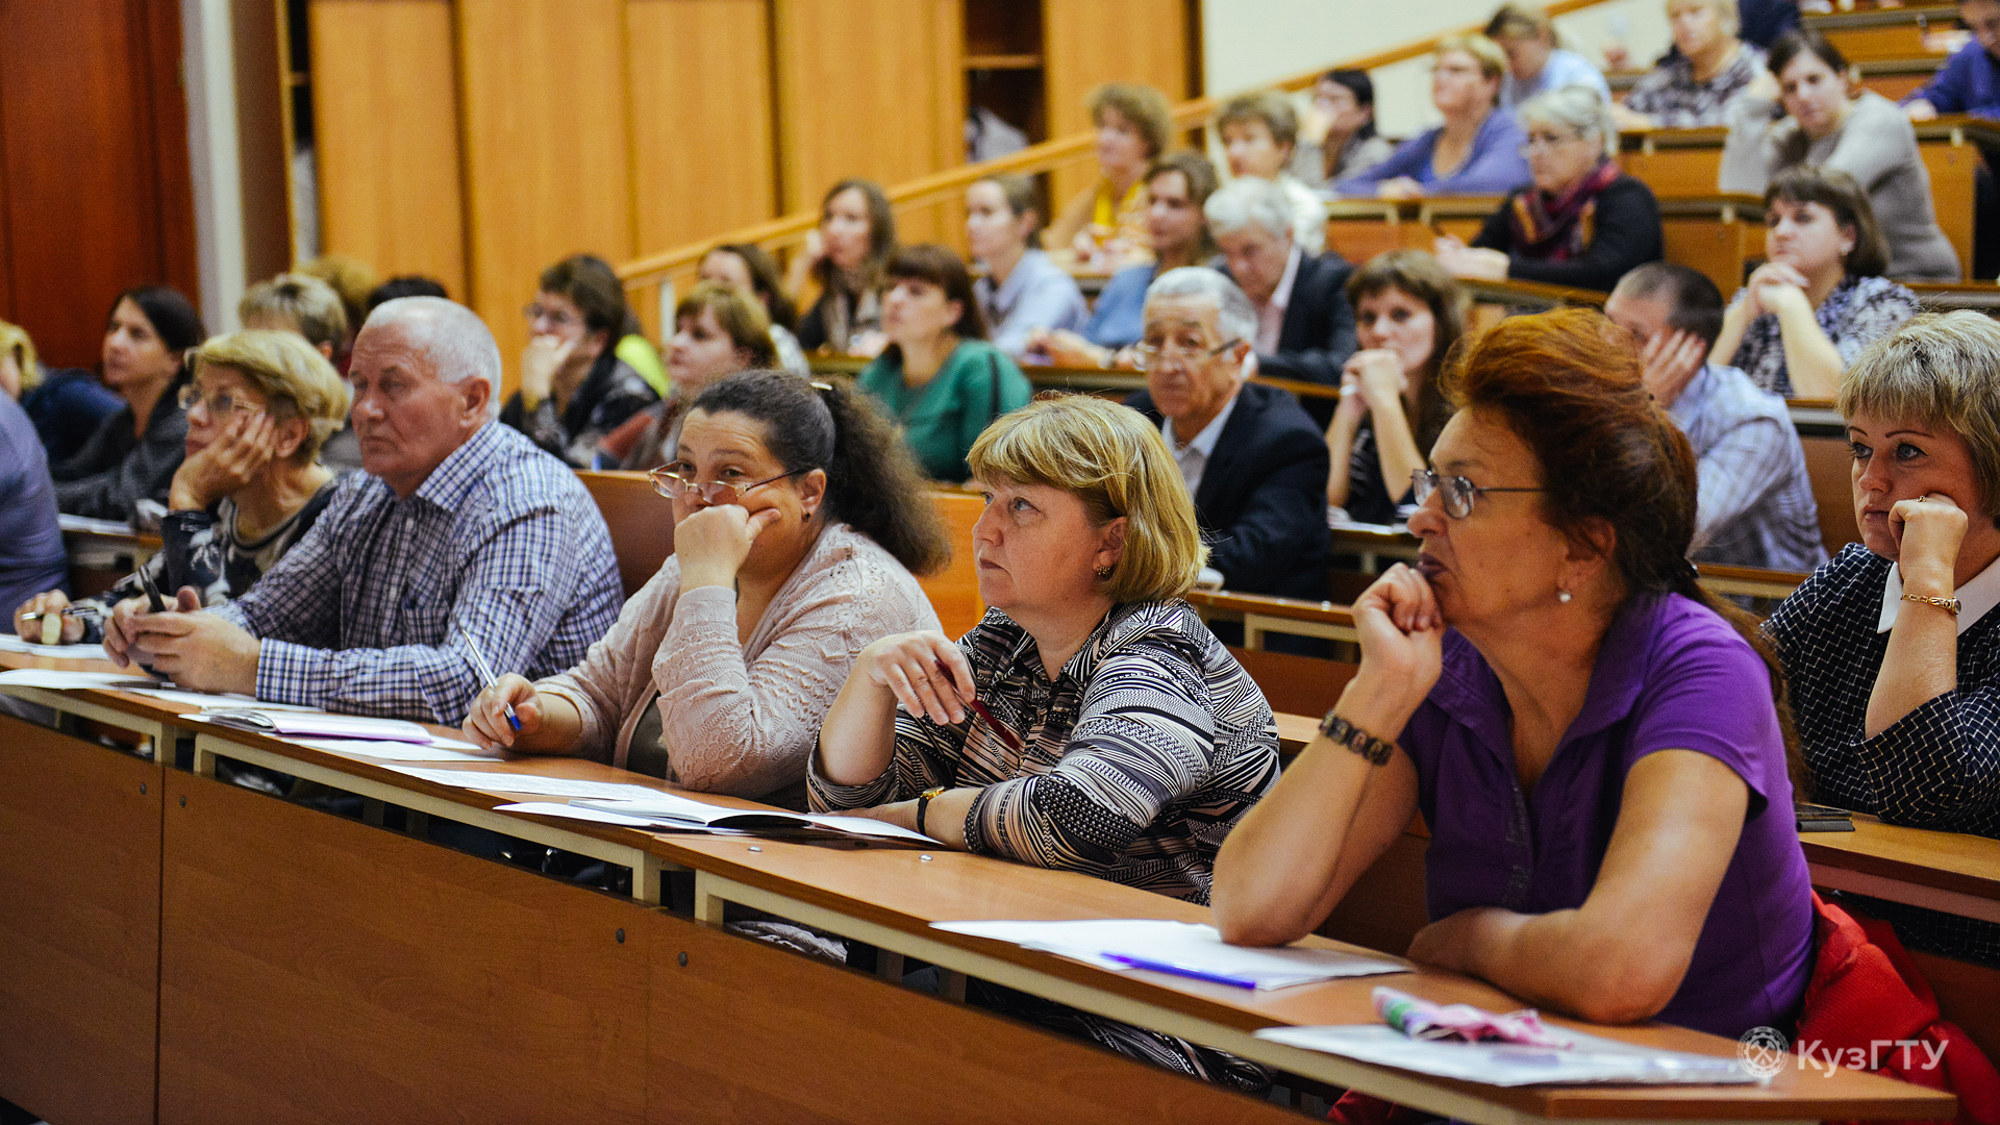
1126, 381, 1331, 601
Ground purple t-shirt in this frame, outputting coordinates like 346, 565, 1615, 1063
1400, 593, 1813, 1038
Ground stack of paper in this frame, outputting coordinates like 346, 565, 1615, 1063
930, 918, 1405, 989
0, 635, 114, 662
388, 768, 676, 801
1253, 1025, 1757, 1086
194, 709, 436, 743
481, 790, 937, 844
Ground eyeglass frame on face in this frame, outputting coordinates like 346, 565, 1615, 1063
177, 383, 263, 420
1410, 467, 1545, 519
1130, 335, 1242, 372
648, 465, 810, 506
1518, 128, 1586, 156
522, 302, 580, 330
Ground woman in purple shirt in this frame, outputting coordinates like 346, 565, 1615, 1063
1216, 308, 1814, 1038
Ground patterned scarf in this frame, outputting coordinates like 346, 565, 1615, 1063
1506, 158, 1623, 263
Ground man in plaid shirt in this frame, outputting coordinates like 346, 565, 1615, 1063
119, 297, 622, 724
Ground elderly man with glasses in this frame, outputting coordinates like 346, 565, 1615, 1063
114, 297, 623, 724
1124, 267, 1331, 611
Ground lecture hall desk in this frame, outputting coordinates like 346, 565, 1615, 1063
0, 654, 1962, 1124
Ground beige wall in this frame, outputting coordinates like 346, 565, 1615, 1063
1202, 0, 1673, 138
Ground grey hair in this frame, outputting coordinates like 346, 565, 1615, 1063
1669, 0, 1739, 38
1517, 85, 1619, 160
1203, 177, 1296, 241
361, 296, 504, 417
1143, 266, 1259, 344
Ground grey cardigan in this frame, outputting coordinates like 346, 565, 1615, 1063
1719, 89, 1960, 281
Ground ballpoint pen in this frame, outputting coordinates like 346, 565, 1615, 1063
936, 660, 1022, 752
1101, 953, 1259, 990
456, 623, 521, 732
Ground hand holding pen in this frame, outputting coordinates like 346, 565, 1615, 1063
457, 623, 520, 733
14, 590, 103, 646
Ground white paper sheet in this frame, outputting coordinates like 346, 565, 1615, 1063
290, 738, 493, 763
0, 669, 161, 691
122, 687, 317, 712
192, 710, 436, 743
574, 794, 938, 844
1252, 1025, 1757, 1086
379, 767, 674, 802
493, 801, 673, 827
57, 513, 141, 537
0, 635, 114, 661
930, 919, 1405, 989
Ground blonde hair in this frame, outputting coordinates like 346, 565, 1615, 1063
239, 273, 350, 353
190, 329, 352, 463
1841, 312, 2000, 524
1668, 0, 1740, 37
296, 254, 377, 339
967, 395, 1207, 602
0, 320, 41, 392
1437, 34, 1510, 84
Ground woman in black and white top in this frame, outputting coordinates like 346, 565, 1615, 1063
812, 393, 1281, 1088
15, 330, 349, 644
1766, 312, 2000, 966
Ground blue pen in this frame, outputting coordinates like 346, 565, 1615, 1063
1102, 952, 1259, 989
456, 624, 520, 732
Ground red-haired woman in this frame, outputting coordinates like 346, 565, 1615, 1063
1215, 308, 1814, 1039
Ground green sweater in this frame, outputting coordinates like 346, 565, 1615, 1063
856, 339, 1032, 481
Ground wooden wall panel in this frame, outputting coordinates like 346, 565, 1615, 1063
458, 0, 635, 396
628, 0, 778, 261
234, 0, 297, 283
0, 0, 198, 367
1044, 0, 1193, 227
773, 0, 965, 246
310, 0, 467, 305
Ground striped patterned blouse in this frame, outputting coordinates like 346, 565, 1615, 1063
809, 599, 1282, 904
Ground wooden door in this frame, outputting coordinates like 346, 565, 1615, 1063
1043, 0, 1193, 225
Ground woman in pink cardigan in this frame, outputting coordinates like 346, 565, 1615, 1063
463, 369, 950, 808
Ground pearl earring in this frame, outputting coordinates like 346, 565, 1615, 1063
1557, 587, 1573, 604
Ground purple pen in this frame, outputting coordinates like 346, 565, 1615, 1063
1102, 953, 1259, 989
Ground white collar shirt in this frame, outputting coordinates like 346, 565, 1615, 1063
1252, 244, 1303, 355
1160, 389, 1241, 499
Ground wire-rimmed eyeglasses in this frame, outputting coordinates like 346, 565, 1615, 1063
1410, 468, 1544, 519
648, 466, 808, 505
1130, 337, 1240, 371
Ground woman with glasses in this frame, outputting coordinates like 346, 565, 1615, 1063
1331, 35, 1531, 201
16, 331, 349, 644
464, 370, 948, 808
1216, 309, 1814, 1046
499, 254, 661, 468
51, 285, 205, 520
813, 394, 1280, 1090
1434, 87, 1663, 293
1327, 251, 1468, 525
855, 244, 1033, 482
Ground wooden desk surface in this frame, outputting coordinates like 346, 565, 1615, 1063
667, 834, 1954, 1122
1804, 813, 2000, 925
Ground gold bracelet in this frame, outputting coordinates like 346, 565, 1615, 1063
1901, 592, 1962, 616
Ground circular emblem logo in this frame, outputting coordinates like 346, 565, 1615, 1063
1738, 1025, 1790, 1080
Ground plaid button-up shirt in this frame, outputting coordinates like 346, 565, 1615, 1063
215, 420, 622, 723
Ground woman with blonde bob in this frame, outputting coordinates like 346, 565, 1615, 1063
812, 394, 1282, 1087
17, 330, 350, 644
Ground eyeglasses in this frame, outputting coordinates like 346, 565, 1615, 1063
648, 465, 809, 505
1410, 468, 1544, 519
177, 385, 257, 418
523, 303, 579, 330
1518, 130, 1586, 154
1130, 337, 1241, 371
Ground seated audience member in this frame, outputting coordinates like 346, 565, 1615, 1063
601, 283, 779, 471
501, 254, 660, 468
1327, 251, 1466, 526
1032, 153, 1221, 368
315, 275, 453, 474
855, 245, 1032, 481
1214, 308, 1814, 1042
466, 371, 948, 807
1, 319, 122, 464
239, 273, 348, 360
1295, 70, 1397, 189
1207, 177, 1358, 400
1605, 264, 1825, 572
1215, 90, 1328, 253
1487, 3, 1612, 108
297, 254, 375, 357
52, 286, 204, 521
1437, 87, 1663, 291
1332, 36, 1533, 200
368, 275, 450, 310
113, 297, 622, 724
1045, 82, 1175, 268
16, 331, 349, 643
1766, 311, 2000, 966
0, 384, 64, 622
966, 174, 1088, 359
812, 393, 1281, 1089
1125, 268, 1330, 601
1713, 167, 1919, 398
698, 243, 810, 373
791, 179, 896, 355
1904, 0, 2000, 119
1720, 30, 1960, 281
1614, 0, 1768, 130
